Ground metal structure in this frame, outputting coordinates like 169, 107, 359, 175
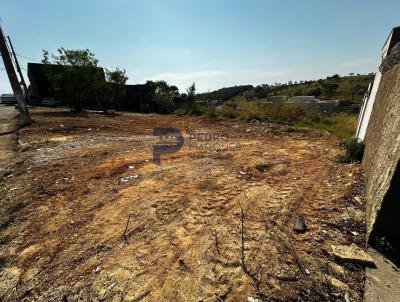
0, 24, 31, 125
7, 35, 29, 98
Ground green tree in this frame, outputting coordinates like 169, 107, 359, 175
42, 48, 105, 111
322, 82, 339, 98
304, 87, 321, 97
327, 74, 340, 80
97, 67, 128, 111
185, 82, 198, 114
147, 80, 179, 114
350, 83, 362, 101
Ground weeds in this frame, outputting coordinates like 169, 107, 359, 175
0, 218, 11, 230
0, 256, 6, 269
337, 138, 365, 163
199, 105, 218, 118
6, 201, 26, 215
296, 112, 358, 140
0, 201, 27, 231
0, 235, 10, 245
190, 98, 358, 140
218, 99, 309, 124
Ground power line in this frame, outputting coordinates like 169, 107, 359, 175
15, 53, 40, 62
7, 36, 29, 94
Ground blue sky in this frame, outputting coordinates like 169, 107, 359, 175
1, 0, 400, 93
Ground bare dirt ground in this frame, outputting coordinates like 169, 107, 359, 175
0, 105, 19, 167
0, 108, 366, 301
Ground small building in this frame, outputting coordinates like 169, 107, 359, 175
27, 63, 156, 112
27, 62, 54, 100
270, 96, 287, 103
287, 96, 316, 103
27, 62, 105, 107
122, 83, 154, 112
284, 96, 340, 114
315, 100, 339, 114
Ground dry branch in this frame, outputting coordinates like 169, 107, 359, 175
238, 201, 264, 291
123, 213, 133, 243
238, 201, 245, 270
213, 229, 220, 255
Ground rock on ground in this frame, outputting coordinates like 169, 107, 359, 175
331, 243, 374, 266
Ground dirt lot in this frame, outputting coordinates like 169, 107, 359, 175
0, 108, 366, 301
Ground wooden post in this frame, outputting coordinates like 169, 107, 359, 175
7, 35, 29, 98
0, 25, 31, 125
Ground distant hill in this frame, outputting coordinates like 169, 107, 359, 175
197, 73, 375, 103
197, 85, 254, 101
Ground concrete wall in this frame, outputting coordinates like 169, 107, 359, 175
287, 96, 316, 103
270, 96, 287, 103
363, 64, 400, 236
356, 29, 396, 141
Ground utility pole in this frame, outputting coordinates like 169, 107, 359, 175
0, 25, 31, 125
7, 35, 29, 98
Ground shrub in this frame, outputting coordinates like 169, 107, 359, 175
197, 104, 218, 118
296, 112, 358, 140
337, 138, 365, 163
156, 96, 176, 114
187, 97, 359, 141
6, 201, 26, 215
236, 100, 264, 122
265, 103, 307, 123
173, 108, 186, 116
0, 256, 5, 269
0, 235, 10, 245
221, 105, 239, 119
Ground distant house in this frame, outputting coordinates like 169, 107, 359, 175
287, 96, 316, 103
315, 100, 340, 114
284, 96, 341, 113
270, 96, 287, 103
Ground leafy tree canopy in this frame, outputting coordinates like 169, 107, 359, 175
147, 80, 179, 114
